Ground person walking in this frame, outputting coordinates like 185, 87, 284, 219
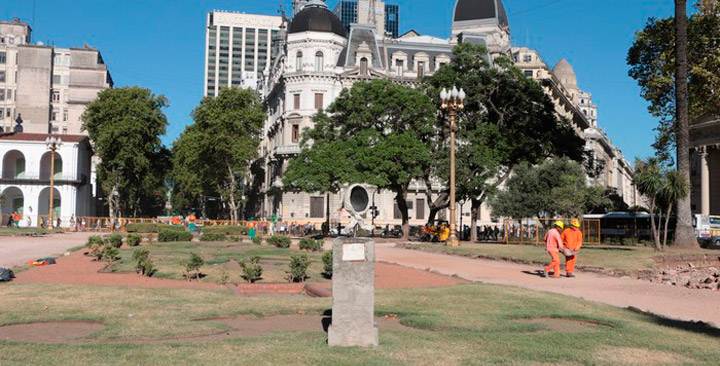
561, 219, 583, 278
248, 218, 257, 241
188, 212, 197, 233
542, 221, 566, 278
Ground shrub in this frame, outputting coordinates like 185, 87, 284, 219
133, 248, 155, 277
240, 256, 263, 283
127, 233, 142, 247
126, 223, 184, 233
322, 250, 333, 278
230, 235, 242, 242
158, 230, 194, 242
87, 235, 104, 247
199, 226, 249, 235
252, 236, 263, 245
86, 236, 105, 260
200, 233, 226, 242
101, 245, 119, 262
105, 233, 124, 248
182, 253, 204, 280
267, 235, 291, 248
299, 238, 323, 252
287, 254, 311, 283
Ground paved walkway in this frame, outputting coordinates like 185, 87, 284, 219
0, 232, 93, 268
376, 244, 720, 326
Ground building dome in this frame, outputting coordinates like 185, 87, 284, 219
453, 0, 509, 30
552, 58, 578, 89
288, 4, 346, 37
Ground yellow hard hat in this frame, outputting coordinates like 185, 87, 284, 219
570, 219, 580, 228
554, 221, 564, 229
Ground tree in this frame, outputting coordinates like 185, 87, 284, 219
489, 158, 608, 220
81, 87, 171, 218
172, 88, 264, 221
284, 80, 437, 240
659, 170, 690, 249
425, 43, 585, 240
633, 158, 664, 251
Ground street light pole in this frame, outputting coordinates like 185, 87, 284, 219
440, 86, 465, 247
45, 136, 62, 229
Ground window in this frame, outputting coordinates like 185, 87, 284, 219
62, 127, 68, 134
63, 109, 68, 122
394, 200, 413, 219
0, 71, 4, 83
0, 108, 4, 119
52, 75, 61, 84
416, 199, 425, 220
395, 59, 403, 77
438, 62, 447, 69
296, 51, 303, 71
314, 93, 323, 110
310, 196, 324, 218
291, 124, 300, 143
0, 52, 5, 64
523, 54, 532, 62
51, 111, 58, 121
52, 91, 60, 102
417, 61, 425, 78
0, 89, 4, 101
360, 57, 368, 76
293, 93, 300, 110
524, 70, 533, 77
315, 51, 324, 72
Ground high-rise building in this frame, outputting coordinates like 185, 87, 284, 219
0, 19, 112, 134
333, 0, 400, 38
204, 11, 282, 96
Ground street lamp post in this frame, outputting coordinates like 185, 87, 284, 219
45, 136, 62, 229
440, 86, 465, 247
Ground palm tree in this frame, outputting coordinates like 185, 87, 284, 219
633, 158, 663, 251
674, 0, 698, 247
658, 170, 690, 250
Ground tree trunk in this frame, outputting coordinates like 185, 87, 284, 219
649, 200, 661, 251
424, 181, 448, 226
395, 186, 410, 241
663, 205, 673, 250
470, 198, 481, 242
674, 0, 699, 248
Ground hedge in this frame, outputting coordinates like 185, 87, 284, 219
267, 235, 291, 248
200, 233, 227, 242
199, 226, 249, 235
126, 223, 184, 233
158, 230, 194, 242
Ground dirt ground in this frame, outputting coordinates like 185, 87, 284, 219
0, 232, 96, 268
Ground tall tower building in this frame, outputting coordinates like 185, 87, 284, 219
204, 11, 282, 96
333, 0, 400, 38
451, 0, 510, 55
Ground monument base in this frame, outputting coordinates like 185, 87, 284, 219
328, 324, 378, 347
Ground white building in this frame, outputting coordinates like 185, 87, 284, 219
0, 132, 93, 228
251, 0, 637, 226
204, 11, 283, 95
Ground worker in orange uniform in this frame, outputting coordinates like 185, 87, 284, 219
188, 212, 197, 233
542, 221, 566, 278
171, 216, 180, 226
561, 219, 583, 278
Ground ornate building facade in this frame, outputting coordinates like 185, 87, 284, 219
255, 0, 637, 226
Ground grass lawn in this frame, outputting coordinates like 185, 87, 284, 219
409, 243, 713, 271
113, 240, 329, 283
0, 281, 718, 365
0, 227, 63, 236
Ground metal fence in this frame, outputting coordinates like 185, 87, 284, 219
503, 218, 601, 246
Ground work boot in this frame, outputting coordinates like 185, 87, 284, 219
540, 270, 549, 278
566, 273, 576, 278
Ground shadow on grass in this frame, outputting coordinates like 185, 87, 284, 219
627, 307, 720, 338
583, 247, 637, 252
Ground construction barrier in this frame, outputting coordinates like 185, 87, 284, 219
504, 218, 601, 246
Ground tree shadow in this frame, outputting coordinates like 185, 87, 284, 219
627, 307, 720, 338
322, 309, 332, 333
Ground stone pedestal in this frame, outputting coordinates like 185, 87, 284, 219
328, 237, 378, 347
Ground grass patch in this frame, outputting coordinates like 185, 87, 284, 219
0, 282, 718, 365
112, 240, 328, 283
0, 228, 63, 236
410, 243, 711, 271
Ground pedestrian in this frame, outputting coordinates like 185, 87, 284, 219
188, 212, 197, 233
13, 212, 21, 228
70, 215, 76, 232
493, 226, 500, 241
561, 219, 583, 278
248, 218, 257, 241
542, 221, 566, 278
56, 216, 61, 229
6, 213, 14, 228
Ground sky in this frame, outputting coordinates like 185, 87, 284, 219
4, 0, 678, 162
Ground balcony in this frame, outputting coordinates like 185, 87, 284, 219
0, 174, 87, 186
273, 144, 301, 157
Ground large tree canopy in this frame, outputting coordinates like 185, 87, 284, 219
81, 86, 170, 218
172, 87, 264, 220
284, 80, 437, 239
425, 43, 585, 239
627, 2, 720, 163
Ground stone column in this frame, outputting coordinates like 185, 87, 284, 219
701, 146, 710, 216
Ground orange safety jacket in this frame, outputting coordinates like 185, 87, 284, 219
561, 228, 583, 251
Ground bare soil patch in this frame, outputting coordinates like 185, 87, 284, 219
595, 346, 690, 365
512, 317, 612, 333
0, 321, 105, 343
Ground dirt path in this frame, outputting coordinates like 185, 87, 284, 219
0, 232, 96, 268
376, 244, 720, 327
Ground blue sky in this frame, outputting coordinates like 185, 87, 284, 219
4, 0, 676, 161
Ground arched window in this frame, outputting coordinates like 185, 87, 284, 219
315, 51, 324, 72
296, 51, 303, 71
360, 57, 368, 76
